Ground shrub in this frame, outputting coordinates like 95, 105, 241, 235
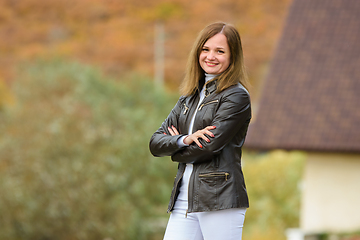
242, 150, 306, 240
0, 59, 178, 240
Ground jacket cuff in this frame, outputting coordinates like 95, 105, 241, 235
177, 135, 189, 148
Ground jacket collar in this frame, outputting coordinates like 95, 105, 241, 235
203, 79, 217, 97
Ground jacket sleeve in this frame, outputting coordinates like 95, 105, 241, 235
171, 87, 251, 164
149, 97, 187, 157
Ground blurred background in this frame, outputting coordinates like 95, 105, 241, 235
1, 0, 358, 240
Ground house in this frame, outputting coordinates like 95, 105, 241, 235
244, 0, 360, 239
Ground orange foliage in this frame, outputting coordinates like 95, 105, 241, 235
0, 0, 291, 99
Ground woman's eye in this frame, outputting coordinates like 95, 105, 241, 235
218, 50, 225, 54
202, 48, 209, 52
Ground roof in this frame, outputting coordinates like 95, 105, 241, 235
245, 0, 360, 152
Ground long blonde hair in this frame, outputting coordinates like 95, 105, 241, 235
180, 22, 250, 96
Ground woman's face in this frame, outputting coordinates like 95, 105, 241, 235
199, 33, 231, 75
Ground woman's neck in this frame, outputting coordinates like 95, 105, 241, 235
205, 73, 218, 83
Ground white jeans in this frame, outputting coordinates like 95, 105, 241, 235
163, 199, 246, 240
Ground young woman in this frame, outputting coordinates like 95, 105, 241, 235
149, 22, 251, 240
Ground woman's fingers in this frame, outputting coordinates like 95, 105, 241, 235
205, 126, 216, 136
196, 130, 210, 143
171, 125, 179, 135
167, 125, 180, 136
184, 135, 203, 148
200, 134, 210, 143
193, 138, 203, 148
199, 126, 216, 138
204, 129, 215, 138
167, 127, 174, 136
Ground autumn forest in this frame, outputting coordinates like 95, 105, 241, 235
0, 0, 290, 98
0, 1, 303, 240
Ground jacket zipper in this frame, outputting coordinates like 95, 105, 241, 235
184, 84, 214, 217
199, 172, 230, 181
186, 164, 196, 218
198, 100, 219, 111
183, 103, 189, 114
168, 170, 185, 213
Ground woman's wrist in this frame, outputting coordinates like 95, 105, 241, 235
177, 135, 189, 147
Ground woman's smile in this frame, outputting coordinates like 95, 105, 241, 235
205, 61, 218, 67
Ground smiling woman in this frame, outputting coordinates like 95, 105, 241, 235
150, 22, 251, 240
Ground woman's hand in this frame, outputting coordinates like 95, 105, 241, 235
166, 125, 216, 148
184, 126, 216, 148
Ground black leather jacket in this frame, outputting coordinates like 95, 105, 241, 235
149, 79, 251, 213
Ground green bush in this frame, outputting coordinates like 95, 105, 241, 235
242, 150, 306, 240
0, 59, 178, 240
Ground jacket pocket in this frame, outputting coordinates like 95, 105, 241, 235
197, 171, 231, 210
198, 100, 219, 111
199, 171, 230, 181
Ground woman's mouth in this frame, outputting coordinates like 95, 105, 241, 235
205, 62, 218, 67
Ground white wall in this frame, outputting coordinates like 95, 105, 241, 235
301, 153, 360, 233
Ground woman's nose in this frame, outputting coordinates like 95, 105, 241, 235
207, 52, 216, 60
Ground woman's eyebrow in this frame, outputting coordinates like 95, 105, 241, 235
203, 45, 226, 50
